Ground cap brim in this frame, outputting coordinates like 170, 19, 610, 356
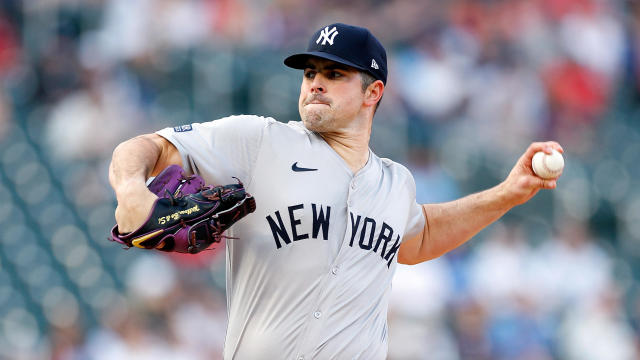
284, 51, 367, 73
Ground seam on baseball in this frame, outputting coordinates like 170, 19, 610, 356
542, 155, 561, 176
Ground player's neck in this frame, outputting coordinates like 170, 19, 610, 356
320, 129, 371, 174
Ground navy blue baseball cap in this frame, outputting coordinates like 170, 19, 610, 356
284, 23, 388, 84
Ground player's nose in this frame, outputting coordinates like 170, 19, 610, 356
310, 75, 326, 93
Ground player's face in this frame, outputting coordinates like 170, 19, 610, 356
298, 58, 365, 132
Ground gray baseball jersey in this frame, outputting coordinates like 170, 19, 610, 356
157, 115, 425, 359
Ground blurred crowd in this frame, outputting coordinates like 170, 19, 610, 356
2, 0, 640, 359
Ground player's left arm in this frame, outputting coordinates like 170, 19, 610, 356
398, 141, 563, 265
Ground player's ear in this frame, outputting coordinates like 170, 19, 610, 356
364, 80, 384, 107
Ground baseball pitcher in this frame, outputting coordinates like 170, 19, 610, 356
109, 23, 563, 359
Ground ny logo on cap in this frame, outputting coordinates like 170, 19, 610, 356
316, 26, 339, 46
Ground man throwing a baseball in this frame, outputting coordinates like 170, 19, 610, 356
109, 23, 562, 359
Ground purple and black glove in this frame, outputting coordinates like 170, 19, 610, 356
110, 165, 256, 254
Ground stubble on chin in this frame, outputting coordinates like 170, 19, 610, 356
300, 93, 335, 132
301, 107, 329, 132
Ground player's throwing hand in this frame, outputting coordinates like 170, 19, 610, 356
501, 141, 564, 207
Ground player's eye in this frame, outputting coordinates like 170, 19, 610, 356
328, 71, 342, 79
304, 70, 316, 79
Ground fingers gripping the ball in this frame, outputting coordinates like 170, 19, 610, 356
520, 173, 556, 191
527, 141, 564, 156
540, 177, 557, 190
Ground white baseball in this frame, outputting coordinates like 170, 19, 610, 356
532, 149, 564, 179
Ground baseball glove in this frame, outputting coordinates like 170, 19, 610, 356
110, 165, 256, 254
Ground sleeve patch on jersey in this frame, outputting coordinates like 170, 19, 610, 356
173, 124, 193, 132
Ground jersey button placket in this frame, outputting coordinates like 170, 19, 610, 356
313, 311, 322, 319
348, 180, 356, 207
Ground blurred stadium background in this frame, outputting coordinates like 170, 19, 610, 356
1, 0, 640, 359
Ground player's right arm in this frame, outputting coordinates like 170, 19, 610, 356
109, 134, 183, 233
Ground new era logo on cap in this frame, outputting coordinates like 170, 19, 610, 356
284, 23, 388, 84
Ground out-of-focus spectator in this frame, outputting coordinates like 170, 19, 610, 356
528, 218, 613, 312
468, 223, 533, 308
169, 282, 227, 360
84, 301, 193, 360
557, 1, 624, 78
407, 147, 460, 204
35, 35, 82, 105
486, 295, 552, 360
396, 42, 468, 123
44, 68, 142, 161
450, 298, 491, 360
559, 285, 637, 360
389, 259, 458, 360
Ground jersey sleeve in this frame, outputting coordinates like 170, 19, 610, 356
403, 171, 426, 241
155, 115, 270, 187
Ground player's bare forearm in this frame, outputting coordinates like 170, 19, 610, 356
109, 134, 183, 233
110, 135, 159, 193
398, 185, 512, 264
399, 141, 563, 264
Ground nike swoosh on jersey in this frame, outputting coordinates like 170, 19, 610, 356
291, 162, 318, 172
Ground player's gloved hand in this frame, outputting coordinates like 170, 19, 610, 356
110, 165, 256, 254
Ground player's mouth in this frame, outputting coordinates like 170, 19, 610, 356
304, 95, 331, 106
